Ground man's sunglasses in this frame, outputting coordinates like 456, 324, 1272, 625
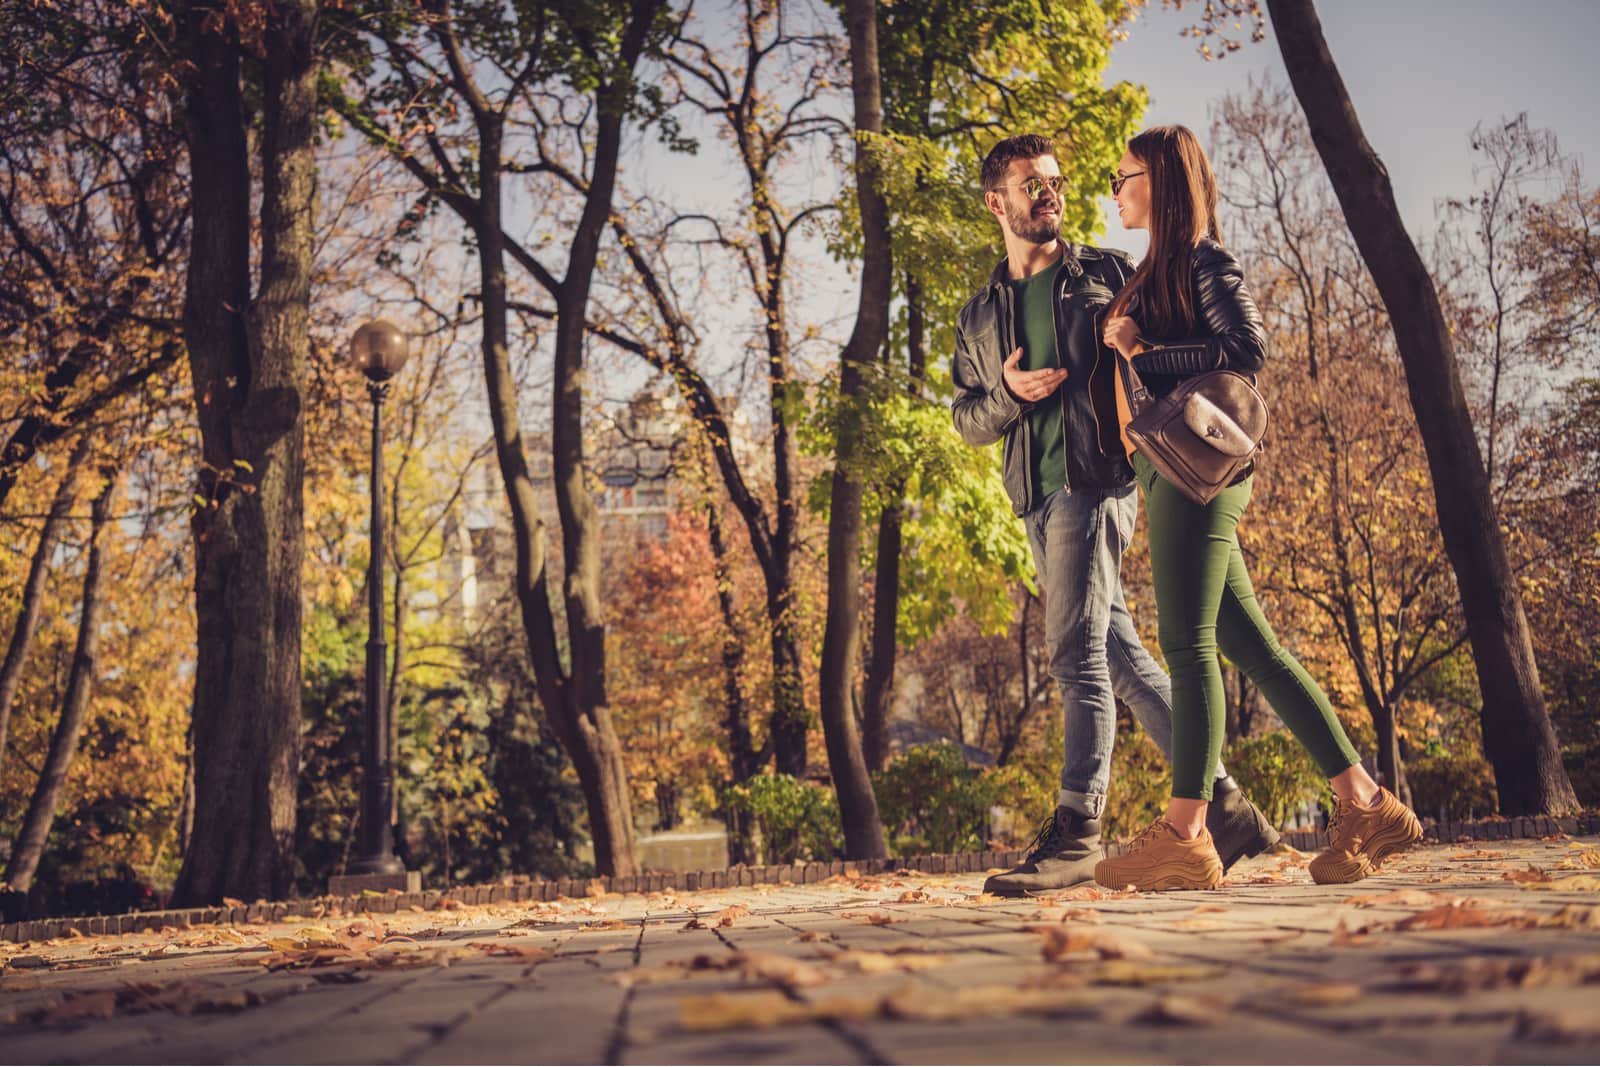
1002, 176, 1064, 201
1109, 170, 1146, 195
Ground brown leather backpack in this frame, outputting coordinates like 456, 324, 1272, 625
1124, 366, 1268, 506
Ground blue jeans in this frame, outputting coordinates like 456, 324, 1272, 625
1024, 486, 1224, 818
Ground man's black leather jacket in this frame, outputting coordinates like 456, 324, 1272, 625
950, 244, 1136, 517
1118, 238, 1268, 399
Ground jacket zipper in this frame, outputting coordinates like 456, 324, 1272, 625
998, 281, 1033, 514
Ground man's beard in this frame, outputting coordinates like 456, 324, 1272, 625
1007, 200, 1061, 244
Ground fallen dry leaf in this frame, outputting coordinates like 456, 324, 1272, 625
36, 990, 118, 1024
1502, 866, 1554, 885
817, 948, 953, 975
713, 905, 749, 928
788, 931, 834, 943
839, 911, 908, 926
1517, 874, 1600, 893
1092, 960, 1223, 986
1450, 849, 1506, 860
1192, 905, 1228, 914
1540, 905, 1600, 929
1393, 953, 1600, 993
1130, 994, 1228, 1026
676, 990, 875, 1031
1341, 889, 1452, 908
467, 942, 552, 962
1034, 925, 1154, 962
1391, 902, 1536, 931
1514, 1008, 1600, 1043
897, 890, 931, 903
1329, 919, 1381, 947
1575, 850, 1600, 869
1284, 981, 1365, 1006
578, 920, 629, 933
882, 983, 1100, 1023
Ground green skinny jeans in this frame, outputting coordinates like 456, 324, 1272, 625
1133, 453, 1362, 800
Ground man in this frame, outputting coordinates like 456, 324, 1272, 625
952, 134, 1278, 895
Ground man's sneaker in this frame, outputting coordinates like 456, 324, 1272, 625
1308, 787, 1423, 884
983, 807, 1102, 897
1093, 818, 1223, 891
1207, 780, 1281, 873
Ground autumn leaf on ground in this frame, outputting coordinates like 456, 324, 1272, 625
1516, 874, 1600, 892
221, 897, 246, 909
1514, 1008, 1600, 1043
614, 951, 832, 990
1284, 982, 1364, 1006
964, 892, 1004, 904
578, 920, 629, 932
467, 942, 552, 961
1033, 925, 1154, 961
1329, 919, 1381, 947
34, 990, 119, 1024
1502, 866, 1554, 885
1033, 885, 1110, 903
1390, 901, 1536, 931
1092, 960, 1223, 986
1559, 849, 1600, 870
1192, 905, 1228, 914
788, 930, 833, 943
676, 990, 873, 1032
712, 905, 749, 927
1342, 889, 1453, 908
1450, 849, 1505, 860
897, 890, 931, 903
1395, 953, 1600, 994
882, 983, 1101, 1023
839, 911, 907, 926
1539, 905, 1600, 929
1131, 994, 1230, 1026
816, 948, 954, 975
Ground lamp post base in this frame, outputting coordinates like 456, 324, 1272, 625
328, 870, 422, 897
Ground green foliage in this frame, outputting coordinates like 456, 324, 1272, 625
873, 744, 997, 855
986, 730, 1060, 835
1406, 748, 1498, 820
1224, 731, 1332, 830
722, 774, 843, 865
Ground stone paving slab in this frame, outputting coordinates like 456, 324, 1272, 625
4, 835, 1600, 1064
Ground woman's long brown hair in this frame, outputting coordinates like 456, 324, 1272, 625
1107, 125, 1221, 340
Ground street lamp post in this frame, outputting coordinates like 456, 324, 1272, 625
347, 319, 409, 880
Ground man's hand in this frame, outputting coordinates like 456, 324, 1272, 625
1002, 347, 1067, 403
1103, 315, 1143, 357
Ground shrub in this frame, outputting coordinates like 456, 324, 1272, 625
1224, 730, 1330, 829
1103, 709, 1171, 840
874, 744, 997, 855
722, 774, 843, 864
1405, 748, 1497, 820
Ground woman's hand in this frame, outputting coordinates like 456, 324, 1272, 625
1103, 315, 1143, 358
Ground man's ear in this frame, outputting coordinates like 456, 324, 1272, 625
983, 190, 1005, 225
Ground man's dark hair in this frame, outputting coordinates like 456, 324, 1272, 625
981, 135, 1056, 192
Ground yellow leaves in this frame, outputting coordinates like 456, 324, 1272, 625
682, 905, 748, 930
1032, 925, 1154, 962
1283, 982, 1365, 1007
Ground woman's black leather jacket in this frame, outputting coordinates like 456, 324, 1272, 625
1123, 238, 1266, 399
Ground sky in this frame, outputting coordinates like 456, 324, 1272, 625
1099, 0, 1600, 257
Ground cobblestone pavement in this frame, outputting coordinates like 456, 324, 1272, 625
4, 835, 1600, 1065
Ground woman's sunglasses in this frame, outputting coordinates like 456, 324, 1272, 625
1109, 170, 1146, 196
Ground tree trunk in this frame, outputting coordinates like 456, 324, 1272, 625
1265, 0, 1579, 816
171, 0, 315, 905
0, 435, 91, 774
1368, 700, 1412, 809
4, 472, 116, 893
818, 0, 891, 861
706, 501, 759, 866
860, 495, 902, 772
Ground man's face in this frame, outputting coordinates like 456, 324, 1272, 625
986, 155, 1063, 245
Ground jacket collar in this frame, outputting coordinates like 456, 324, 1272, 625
981, 242, 1094, 301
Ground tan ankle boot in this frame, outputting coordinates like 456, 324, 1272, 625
1309, 787, 1423, 884
1093, 818, 1223, 892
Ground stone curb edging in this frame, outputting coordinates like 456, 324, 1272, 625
4, 812, 1596, 946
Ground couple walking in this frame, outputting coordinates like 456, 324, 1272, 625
953, 128, 1423, 894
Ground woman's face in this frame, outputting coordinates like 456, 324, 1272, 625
1114, 150, 1151, 231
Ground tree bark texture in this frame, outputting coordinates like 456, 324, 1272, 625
1265, 0, 1578, 815
171, 0, 316, 905
818, 0, 891, 860
4, 472, 116, 893
706, 501, 760, 866
0, 435, 91, 775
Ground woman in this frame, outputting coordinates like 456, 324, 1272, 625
1092, 125, 1421, 891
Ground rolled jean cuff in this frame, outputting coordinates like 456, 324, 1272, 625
1058, 789, 1106, 819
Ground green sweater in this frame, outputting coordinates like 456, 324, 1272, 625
1012, 261, 1066, 500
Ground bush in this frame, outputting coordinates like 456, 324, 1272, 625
1103, 709, 1171, 840
1224, 731, 1330, 829
722, 774, 843, 864
874, 744, 997, 855
1406, 748, 1497, 820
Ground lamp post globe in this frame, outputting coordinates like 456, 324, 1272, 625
349, 319, 408, 878
351, 318, 410, 382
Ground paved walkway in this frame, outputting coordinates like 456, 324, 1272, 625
3, 835, 1600, 1064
